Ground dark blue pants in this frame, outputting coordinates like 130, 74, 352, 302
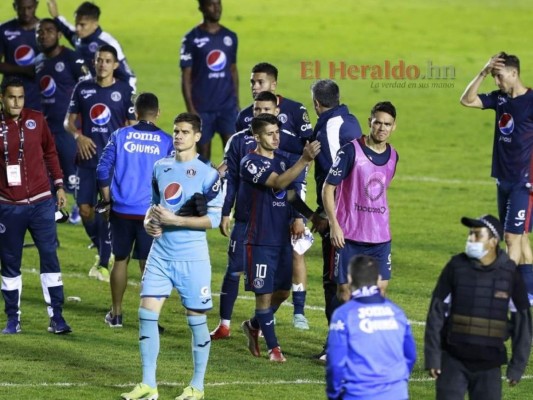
0, 197, 64, 321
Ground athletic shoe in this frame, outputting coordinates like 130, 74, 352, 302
88, 255, 100, 278
2, 319, 21, 334
121, 383, 158, 400
293, 313, 310, 330
210, 323, 230, 340
96, 267, 110, 282
47, 316, 72, 334
105, 311, 123, 328
68, 205, 82, 224
313, 348, 326, 362
268, 346, 287, 362
175, 385, 204, 400
241, 320, 261, 357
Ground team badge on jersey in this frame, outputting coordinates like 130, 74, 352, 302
111, 91, 122, 102
90, 103, 111, 126
89, 42, 99, 52
55, 61, 65, 72
186, 168, 197, 177
278, 113, 288, 124
206, 50, 226, 72
364, 173, 386, 201
14, 45, 35, 66
40, 76, 56, 97
25, 120, 36, 130
498, 113, 514, 135
163, 182, 183, 206
223, 36, 233, 47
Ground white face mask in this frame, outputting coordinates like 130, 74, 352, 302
465, 241, 488, 260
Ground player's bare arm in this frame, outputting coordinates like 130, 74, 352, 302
322, 182, 345, 249
181, 67, 197, 115
231, 63, 239, 110
291, 218, 305, 239
219, 215, 231, 237
143, 206, 162, 238
460, 54, 506, 108
65, 112, 96, 160
46, 0, 59, 18
265, 140, 320, 189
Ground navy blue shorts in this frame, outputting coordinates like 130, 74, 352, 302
334, 240, 392, 284
244, 244, 292, 294
53, 130, 77, 194
497, 180, 533, 234
110, 214, 153, 260
75, 167, 98, 206
198, 107, 238, 145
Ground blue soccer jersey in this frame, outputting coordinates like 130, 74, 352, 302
0, 18, 41, 110
236, 95, 313, 163
221, 128, 257, 220
150, 155, 223, 261
68, 78, 134, 168
479, 89, 533, 183
239, 152, 294, 246
34, 46, 90, 133
54, 17, 136, 91
96, 122, 174, 216
180, 25, 238, 112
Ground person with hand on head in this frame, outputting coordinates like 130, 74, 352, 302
424, 214, 532, 400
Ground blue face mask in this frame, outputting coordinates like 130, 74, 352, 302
465, 241, 488, 260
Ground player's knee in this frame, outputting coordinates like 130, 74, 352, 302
79, 205, 94, 220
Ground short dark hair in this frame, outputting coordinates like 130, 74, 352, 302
251, 113, 281, 135
251, 62, 278, 80
135, 93, 159, 117
311, 79, 340, 108
75, 2, 100, 20
1, 77, 24, 95
174, 113, 202, 133
254, 91, 278, 104
498, 52, 520, 75
96, 44, 118, 62
37, 18, 60, 31
371, 101, 396, 120
349, 255, 379, 289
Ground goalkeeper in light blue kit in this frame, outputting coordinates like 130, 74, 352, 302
122, 113, 223, 400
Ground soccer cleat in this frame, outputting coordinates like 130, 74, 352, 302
105, 311, 123, 328
293, 313, 310, 330
68, 205, 82, 224
96, 267, 110, 282
47, 316, 72, 334
2, 319, 21, 334
268, 346, 287, 362
88, 255, 100, 278
210, 323, 230, 340
241, 320, 261, 357
175, 385, 204, 400
121, 383, 158, 400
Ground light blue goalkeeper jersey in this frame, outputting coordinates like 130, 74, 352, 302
149, 155, 223, 261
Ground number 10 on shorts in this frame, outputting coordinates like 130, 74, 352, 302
256, 263, 267, 279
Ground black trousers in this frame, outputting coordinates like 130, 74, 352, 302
436, 351, 502, 400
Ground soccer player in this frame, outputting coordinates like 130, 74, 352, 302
235, 62, 314, 329
239, 114, 320, 362
460, 52, 533, 303
425, 215, 531, 399
35, 18, 91, 222
210, 91, 280, 339
326, 255, 416, 400
46, 0, 136, 91
180, 0, 239, 161
0, 77, 71, 335
323, 101, 399, 300
0, 0, 41, 110
65, 44, 135, 282
308, 79, 362, 360
121, 113, 223, 400
96, 92, 173, 328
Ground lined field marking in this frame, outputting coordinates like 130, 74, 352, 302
1, 375, 532, 388
20, 267, 428, 327
396, 175, 494, 186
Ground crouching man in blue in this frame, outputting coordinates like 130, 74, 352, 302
424, 215, 532, 400
326, 255, 416, 400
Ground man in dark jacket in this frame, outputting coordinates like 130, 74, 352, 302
424, 214, 531, 400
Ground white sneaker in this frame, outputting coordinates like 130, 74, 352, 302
88, 255, 100, 278
293, 314, 310, 330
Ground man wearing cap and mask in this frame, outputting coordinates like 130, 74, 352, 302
424, 214, 532, 400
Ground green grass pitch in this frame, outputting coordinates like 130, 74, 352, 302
1, 0, 532, 398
